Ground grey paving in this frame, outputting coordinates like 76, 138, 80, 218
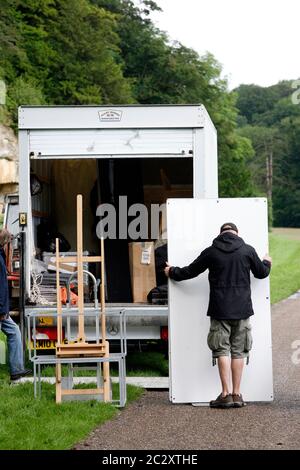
16, 376, 169, 388
74, 297, 300, 450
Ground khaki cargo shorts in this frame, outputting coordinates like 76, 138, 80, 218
207, 318, 253, 360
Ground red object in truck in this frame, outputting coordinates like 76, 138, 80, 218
5, 241, 20, 286
31, 326, 64, 341
160, 326, 168, 342
60, 286, 78, 305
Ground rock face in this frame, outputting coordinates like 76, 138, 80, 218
0, 125, 18, 212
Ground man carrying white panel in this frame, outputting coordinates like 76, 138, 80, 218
165, 222, 272, 409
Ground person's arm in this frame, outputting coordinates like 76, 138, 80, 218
165, 249, 209, 281
249, 248, 272, 279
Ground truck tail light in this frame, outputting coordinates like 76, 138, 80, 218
160, 326, 168, 342
31, 326, 63, 341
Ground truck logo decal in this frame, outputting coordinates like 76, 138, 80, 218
98, 109, 122, 122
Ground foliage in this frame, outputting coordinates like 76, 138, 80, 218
273, 116, 300, 227
0, 0, 133, 115
0, 0, 256, 197
236, 82, 300, 227
235, 81, 293, 125
2, 1, 298, 222
7, 76, 46, 128
103, 0, 254, 196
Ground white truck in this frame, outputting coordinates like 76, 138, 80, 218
14, 104, 218, 349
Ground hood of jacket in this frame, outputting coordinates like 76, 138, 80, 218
212, 232, 245, 253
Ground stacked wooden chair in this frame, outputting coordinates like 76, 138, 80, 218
55, 195, 110, 403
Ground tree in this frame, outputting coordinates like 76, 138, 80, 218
100, 1, 255, 195
45, 0, 133, 104
273, 116, 300, 227
1, 0, 256, 201
7, 76, 46, 128
0, 0, 134, 116
236, 81, 300, 227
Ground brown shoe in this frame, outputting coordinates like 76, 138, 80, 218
232, 393, 246, 408
210, 393, 234, 409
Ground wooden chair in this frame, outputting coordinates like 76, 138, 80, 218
55, 194, 110, 403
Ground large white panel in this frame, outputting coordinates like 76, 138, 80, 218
29, 129, 193, 157
167, 198, 273, 403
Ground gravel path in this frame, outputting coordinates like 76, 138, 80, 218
74, 296, 300, 450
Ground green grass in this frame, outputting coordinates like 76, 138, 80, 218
272, 227, 300, 241
0, 213, 3, 229
269, 232, 300, 304
0, 341, 162, 449
0, 369, 143, 450
0, 338, 144, 450
0, 332, 144, 450
126, 351, 168, 376
0, 381, 115, 450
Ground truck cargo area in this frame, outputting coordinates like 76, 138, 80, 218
30, 157, 192, 306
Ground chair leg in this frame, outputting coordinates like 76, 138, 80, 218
34, 362, 37, 399
38, 363, 42, 398
103, 341, 111, 402
56, 363, 62, 404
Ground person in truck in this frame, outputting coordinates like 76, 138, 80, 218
0, 229, 31, 381
164, 222, 272, 409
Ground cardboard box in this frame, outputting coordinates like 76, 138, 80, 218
128, 242, 157, 303
43, 252, 89, 277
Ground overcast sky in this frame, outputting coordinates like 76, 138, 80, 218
151, 0, 299, 89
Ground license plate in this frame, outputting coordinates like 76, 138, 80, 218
30, 338, 68, 350
30, 339, 57, 350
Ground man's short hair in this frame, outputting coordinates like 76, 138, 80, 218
220, 222, 238, 234
0, 229, 12, 247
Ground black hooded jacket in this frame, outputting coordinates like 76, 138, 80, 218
169, 232, 271, 320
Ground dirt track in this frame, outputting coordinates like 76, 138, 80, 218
75, 295, 300, 450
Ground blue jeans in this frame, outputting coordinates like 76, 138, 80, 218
0, 315, 24, 375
